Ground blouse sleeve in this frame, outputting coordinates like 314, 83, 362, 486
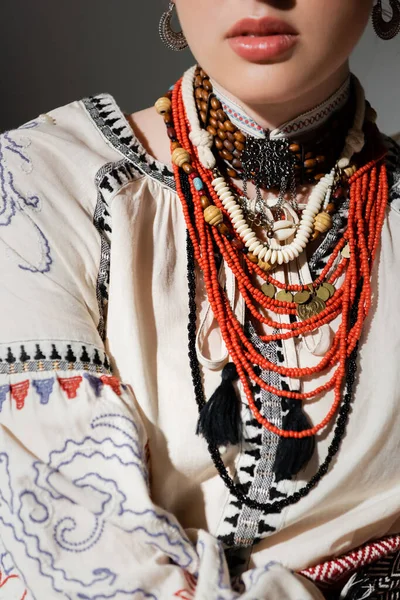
0, 118, 324, 599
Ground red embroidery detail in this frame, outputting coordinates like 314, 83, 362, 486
174, 571, 197, 598
301, 534, 400, 585
100, 375, 121, 396
0, 567, 28, 599
10, 380, 29, 410
59, 376, 83, 399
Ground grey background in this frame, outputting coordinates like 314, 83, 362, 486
1, 0, 399, 135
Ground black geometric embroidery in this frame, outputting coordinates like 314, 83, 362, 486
80, 346, 91, 363
34, 345, 46, 360
19, 346, 30, 362
82, 94, 176, 192
65, 345, 77, 362
0, 341, 111, 375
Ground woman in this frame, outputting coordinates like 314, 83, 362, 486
0, 0, 399, 598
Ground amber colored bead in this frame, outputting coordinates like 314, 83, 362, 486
199, 68, 207, 78
247, 253, 259, 264
200, 101, 208, 113
234, 131, 246, 143
289, 143, 300, 153
294, 164, 301, 171
182, 163, 194, 175
217, 120, 226, 131
232, 158, 242, 169
194, 75, 203, 87
172, 147, 191, 167
163, 113, 172, 125
326, 203, 336, 214
226, 131, 235, 142
304, 158, 317, 169
211, 97, 221, 110
314, 173, 325, 181
201, 89, 209, 101
231, 237, 244, 251
207, 125, 217, 136
221, 148, 234, 161
216, 109, 227, 121
215, 138, 224, 150
196, 100, 202, 111
305, 168, 314, 175
305, 151, 313, 159
217, 222, 230, 236
316, 155, 326, 164
209, 117, 218, 128
226, 168, 237, 178
209, 109, 218, 119
233, 149, 241, 159
204, 205, 223, 225
223, 139, 235, 152
217, 129, 226, 140
200, 195, 210, 209
234, 141, 245, 152
154, 97, 171, 114
200, 111, 207, 123
195, 88, 203, 99
167, 128, 177, 139
295, 153, 301, 160
224, 120, 236, 133
258, 259, 272, 272
171, 141, 181, 150
203, 79, 212, 91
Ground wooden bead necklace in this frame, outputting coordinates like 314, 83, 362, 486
193, 66, 357, 186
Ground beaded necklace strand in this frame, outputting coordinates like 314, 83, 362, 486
155, 70, 389, 492
186, 214, 360, 511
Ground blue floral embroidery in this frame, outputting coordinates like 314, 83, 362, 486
33, 378, 55, 405
0, 412, 197, 599
0, 130, 52, 274
0, 384, 9, 412
85, 374, 104, 398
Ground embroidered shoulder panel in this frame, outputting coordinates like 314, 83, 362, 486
82, 94, 176, 192
0, 340, 111, 376
93, 158, 145, 339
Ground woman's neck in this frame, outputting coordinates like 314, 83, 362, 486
210, 62, 351, 135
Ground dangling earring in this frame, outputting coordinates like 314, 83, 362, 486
372, 0, 400, 40
159, 2, 188, 51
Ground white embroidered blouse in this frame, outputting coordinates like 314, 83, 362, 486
0, 82, 399, 600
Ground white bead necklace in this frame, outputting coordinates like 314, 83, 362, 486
212, 169, 334, 265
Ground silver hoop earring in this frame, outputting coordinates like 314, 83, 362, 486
159, 2, 188, 51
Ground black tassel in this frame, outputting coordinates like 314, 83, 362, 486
273, 399, 315, 482
196, 362, 242, 447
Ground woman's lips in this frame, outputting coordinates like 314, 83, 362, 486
226, 17, 298, 62
228, 34, 298, 62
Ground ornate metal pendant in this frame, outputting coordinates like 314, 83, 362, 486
241, 133, 296, 191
